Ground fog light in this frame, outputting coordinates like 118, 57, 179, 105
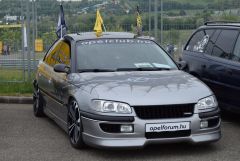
200, 120, 208, 129
120, 125, 133, 133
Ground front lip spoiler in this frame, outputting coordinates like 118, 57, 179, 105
81, 111, 135, 122
198, 108, 220, 118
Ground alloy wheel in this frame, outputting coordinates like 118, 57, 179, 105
68, 100, 81, 144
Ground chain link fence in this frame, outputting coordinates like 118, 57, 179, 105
0, 0, 240, 95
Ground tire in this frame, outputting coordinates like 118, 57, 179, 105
67, 99, 85, 149
33, 86, 44, 117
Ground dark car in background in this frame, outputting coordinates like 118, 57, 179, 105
182, 21, 240, 113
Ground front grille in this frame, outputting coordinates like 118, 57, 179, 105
134, 104, 195, 119
146, 130, 191, 139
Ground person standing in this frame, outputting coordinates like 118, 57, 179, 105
7, 44, 10, 55
3, 43, 7, 55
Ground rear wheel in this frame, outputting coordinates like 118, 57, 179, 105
33, 87, 44, 117
67, 99, 85, 149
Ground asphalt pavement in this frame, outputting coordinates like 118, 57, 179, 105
0, 104, 240, 161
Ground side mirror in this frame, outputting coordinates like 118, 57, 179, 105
54, 64, 70, 74
177, 61, 188, 70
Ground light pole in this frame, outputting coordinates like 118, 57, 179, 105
21, 0, 25, 82
26, 0, 31, 81
148, 0, 151, 36
160, 0, 163, 45
32, 0, 36, 71
154, 0, 158, 41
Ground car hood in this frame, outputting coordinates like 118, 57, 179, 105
69, 70, 212, 106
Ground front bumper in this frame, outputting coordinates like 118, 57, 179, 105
81, 111, 221, 148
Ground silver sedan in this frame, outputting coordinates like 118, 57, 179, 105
33, 32, 221, 149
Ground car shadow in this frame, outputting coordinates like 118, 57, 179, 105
86, 143, 220, 160
221, 110, 240, 124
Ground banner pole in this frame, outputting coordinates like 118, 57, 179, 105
61, 25, 63, 38
103, 23, 106, 32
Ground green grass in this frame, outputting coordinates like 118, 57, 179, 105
0, 82, 33, 96
0, 69, 25, 82
0, 69, 34, 96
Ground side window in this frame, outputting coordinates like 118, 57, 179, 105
212, 30, 239, 59
58, 41, 71, 66
44, 41, 62, 67
231, 35, 240, 62
205, 30, 220, 55
186, 30, 209, 53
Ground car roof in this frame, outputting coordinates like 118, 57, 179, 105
64, 32, 136, 41
198, 21, 240, 30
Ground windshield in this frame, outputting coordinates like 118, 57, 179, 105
76, 39, 178, 72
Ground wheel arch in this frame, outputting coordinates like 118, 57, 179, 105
189, 71, 200, 79
67, 96, 77, 107
33, 79, 38, 90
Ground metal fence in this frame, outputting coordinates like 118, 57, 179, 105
0, 0, 240, 94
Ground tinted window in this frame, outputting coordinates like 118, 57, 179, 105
44, 40, 71, 67
186, 30, 210, 53
212, 30, 239, 59
58, 41, 71, 65
76, 39, 178, 70
231, 34, 240, 62
44, 41, 62, 67
205, 30, 214, 37
205, 30, 220, 55
211, 30, 221, 42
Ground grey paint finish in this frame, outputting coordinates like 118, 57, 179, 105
36, 33, 221, 148
69, 70, 212, 107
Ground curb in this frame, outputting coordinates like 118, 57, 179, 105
0, 96, 33, 104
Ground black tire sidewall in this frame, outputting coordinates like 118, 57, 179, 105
68, 99, 85, 149
33, 87, 44, 117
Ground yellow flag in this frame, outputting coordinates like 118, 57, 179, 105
94, 10, 103, 37
137, 12, 142, 28
136, 6, 142, 36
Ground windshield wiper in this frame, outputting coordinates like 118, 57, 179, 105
78, 69, 116, 73
116, 67, 171, 72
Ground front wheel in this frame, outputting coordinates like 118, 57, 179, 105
67, 99, 85, 149
33, 87, 44, 117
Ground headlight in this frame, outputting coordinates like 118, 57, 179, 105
92, 100, 132, 114
195, 95, 218, 110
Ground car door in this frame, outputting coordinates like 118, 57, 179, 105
51, 40, 71, 122
223, 34, 240, 109
203, 29, 239, 106
38, 40, 63, 115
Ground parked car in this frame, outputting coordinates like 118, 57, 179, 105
181, 21, 240, 113
33, 32, 221, 149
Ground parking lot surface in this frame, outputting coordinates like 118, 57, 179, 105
0, 104, 240, 161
